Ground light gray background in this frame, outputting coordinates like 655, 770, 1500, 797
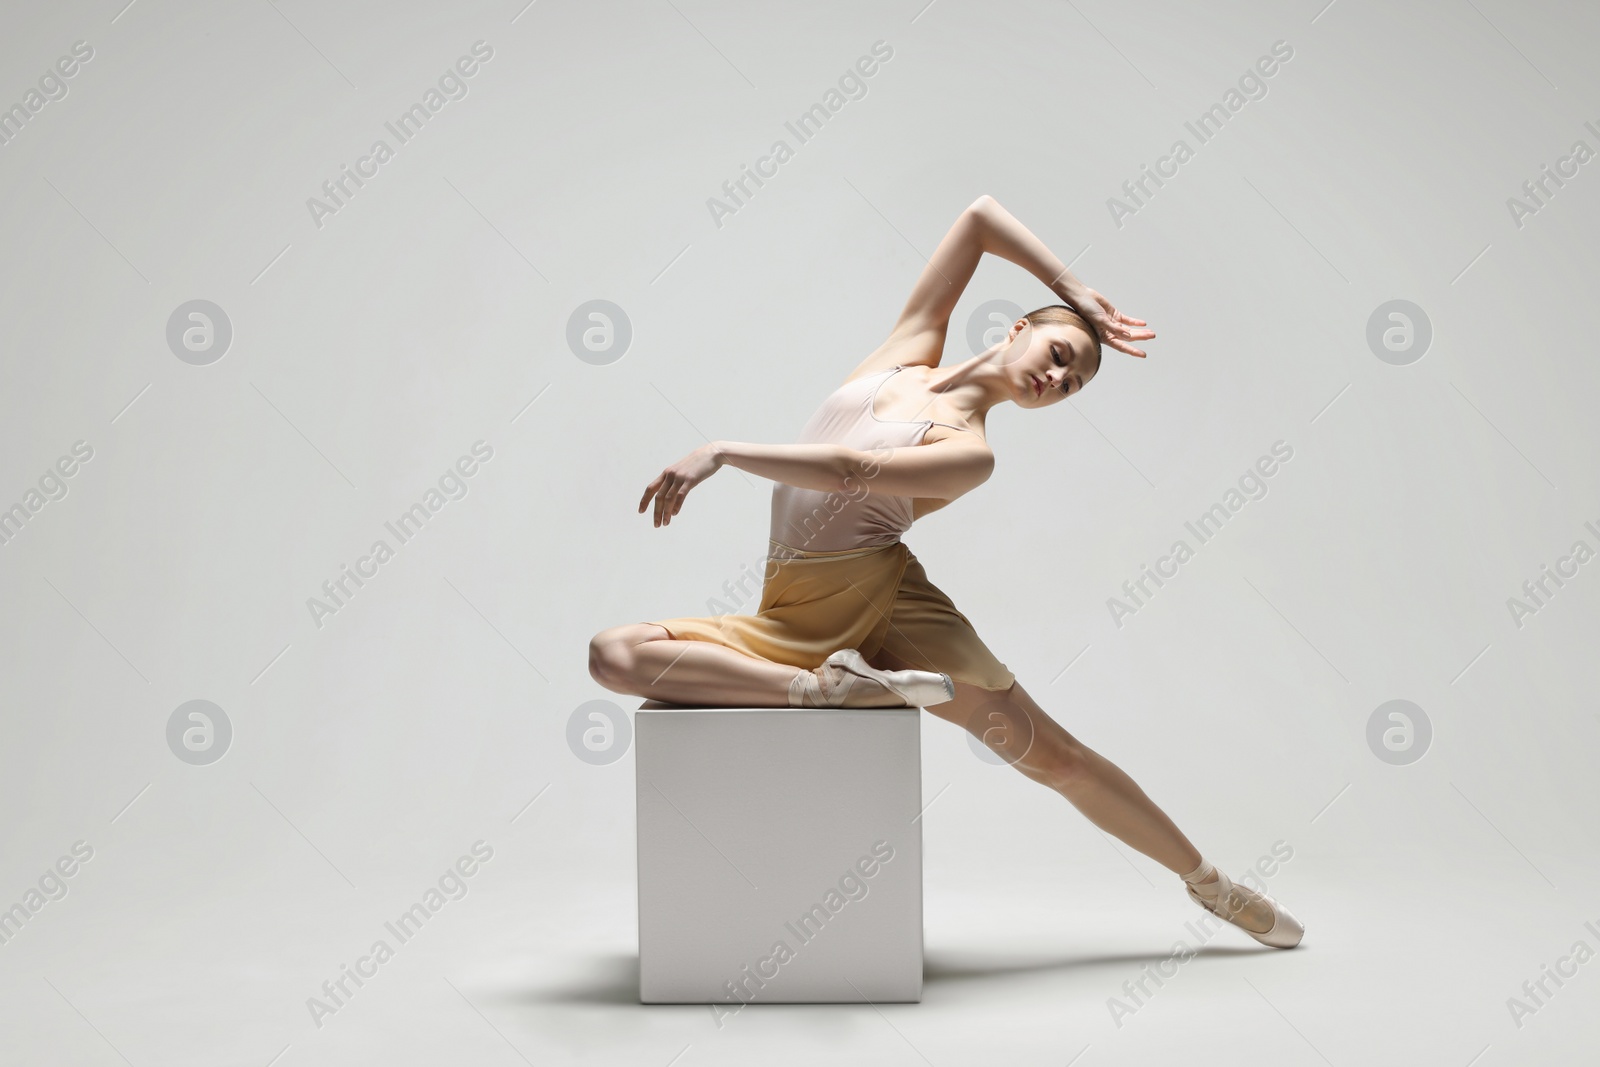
2, 0, 1597, 1064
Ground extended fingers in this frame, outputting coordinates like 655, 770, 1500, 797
1088, 291, 1147, 328
1100, 304, 1146, 328
660, 480, 678, 525
639, 476, 662, 514
655, 474, 698, 526
664, 483, 693, 524
659, 475, 679, 526
643, 468, 703, 526
647, 472, 674, 525
1104, 318, 1156, 341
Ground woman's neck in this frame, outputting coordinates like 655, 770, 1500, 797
923, 350, 1011, 422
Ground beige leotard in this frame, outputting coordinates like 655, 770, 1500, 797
768, 365, 977, 556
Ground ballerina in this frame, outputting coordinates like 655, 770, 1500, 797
589, 194, 1303, 948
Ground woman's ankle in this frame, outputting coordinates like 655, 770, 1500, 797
1180, 857, 1221, 890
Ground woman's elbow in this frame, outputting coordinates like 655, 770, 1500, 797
967, 194, 1000, 223
939, 450, 995, 499
962, 452, 996, 495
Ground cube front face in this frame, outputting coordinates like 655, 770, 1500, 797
636, 708, 923, 1004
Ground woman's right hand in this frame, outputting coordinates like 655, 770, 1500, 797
639, 443, 723, 527
1072, 287, 1156, 359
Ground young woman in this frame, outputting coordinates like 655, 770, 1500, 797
588, 195, 1304, 948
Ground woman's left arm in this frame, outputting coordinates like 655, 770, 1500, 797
639, 437, 994, 526
639, 441, 853, 527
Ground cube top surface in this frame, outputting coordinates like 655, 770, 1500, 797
638, 699, 921, 713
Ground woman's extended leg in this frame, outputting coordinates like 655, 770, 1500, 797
874, 657, 1278, 933
936, 675, 1204, 873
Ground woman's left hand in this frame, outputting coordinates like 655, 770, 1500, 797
1073, 287, 1156, 359
639, 443, 723, 527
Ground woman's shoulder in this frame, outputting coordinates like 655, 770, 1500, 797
843, 327, 945, 384
840, 362, 902, 387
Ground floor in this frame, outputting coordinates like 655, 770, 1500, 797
5, 714, 1594, 1067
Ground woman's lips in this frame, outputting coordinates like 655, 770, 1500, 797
1030, 374, 1042, 397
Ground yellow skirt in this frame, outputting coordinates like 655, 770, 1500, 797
645, 539, 1016, 692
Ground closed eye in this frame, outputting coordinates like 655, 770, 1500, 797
1051, 346, 1070, 393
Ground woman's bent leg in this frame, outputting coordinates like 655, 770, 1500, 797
589, 623, 802, 707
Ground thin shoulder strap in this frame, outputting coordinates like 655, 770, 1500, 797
925, 421, 982, 436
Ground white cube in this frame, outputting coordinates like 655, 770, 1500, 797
635, 701, 924, 1005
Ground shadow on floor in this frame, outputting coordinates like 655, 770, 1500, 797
509, 943, 1277, 1006
924, 944, 1267, 985
512, 952, 641, 1005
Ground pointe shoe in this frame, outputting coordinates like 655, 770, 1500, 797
790, 648, 955, 708
1182, 861, 1304, 949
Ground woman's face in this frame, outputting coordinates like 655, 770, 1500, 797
1003, 320, 1098, 408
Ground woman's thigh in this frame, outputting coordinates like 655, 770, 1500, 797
863, 649, 1077, 785
592, 622, 672, 651
870, 550, 1018, 693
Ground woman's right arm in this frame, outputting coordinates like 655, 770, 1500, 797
858, 195, 1097, 374
855, 195, 1150, 376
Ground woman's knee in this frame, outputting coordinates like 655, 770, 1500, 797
998, 729, 1094, 792
1036, 736, 1096, 791
588, 625, 643, 687
949, 684, 1093, 790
